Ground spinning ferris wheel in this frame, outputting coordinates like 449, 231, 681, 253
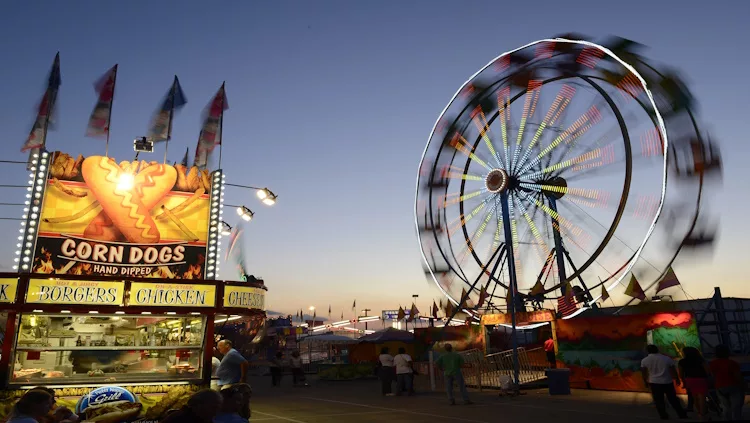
415, 35, 716, 319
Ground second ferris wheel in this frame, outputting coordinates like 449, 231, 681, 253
416, 36, 675, 318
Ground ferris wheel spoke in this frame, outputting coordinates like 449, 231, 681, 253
517, 191, 593, 252
523, 142, 616, 180
442, 164, 486, 182
510, 80, 543, 173
439, 188, 487, 209
471, 107, 504, 168
518, 105, 604, 176
448, 133, 493, 171
514, 84, 576, 174
455, 196, 500, 263
512, 194, 550, 266
519, 182, 612, 209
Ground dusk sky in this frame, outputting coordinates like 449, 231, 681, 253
0, 1, 748, 319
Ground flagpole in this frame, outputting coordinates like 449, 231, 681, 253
105, 64, 118, 157
28, 52, 60, 168
218, 82, 225, 170
164, 76, 177, 164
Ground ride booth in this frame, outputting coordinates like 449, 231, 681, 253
0, 151, 268, 420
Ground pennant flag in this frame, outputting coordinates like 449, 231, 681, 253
432, 300, 438, 319
444, 300, 454, 318
601, 285, 610, 302
477, 284, 488, 308
460, 288, 468, 309
624, 274, 647, 301
656, 267, 681, 293
148, 76, 187, 142
397, 306, 406, 321
194, 83, 228, 168
313, 309, 316, 321
328, 305, 331, 318
352, 300, 356, 311
86, 64, 117, 138
529, 280, 545, 297
23, 53, 62, 154
180, 147, 189, 167
407, 303, 419, 322
341, 311, 344, 320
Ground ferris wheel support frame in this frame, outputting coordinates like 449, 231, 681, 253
500, 191, 521, 386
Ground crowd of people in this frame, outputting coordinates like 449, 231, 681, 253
641, 344, 745, 421
377, 344, 472, 405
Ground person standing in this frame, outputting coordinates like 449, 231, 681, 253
216, 340, 249, 389
710, 344, 745, 421
677, 347, 711, 420
544, 336, 556, 368
436, 344, 472, 405
270, 352, 284, 387
378, 347, 395, 396
393, 347, 414, 396
290, 350, 308, 386
641, 344, 687, 420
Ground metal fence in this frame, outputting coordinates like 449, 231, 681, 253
414, 347, 548, 392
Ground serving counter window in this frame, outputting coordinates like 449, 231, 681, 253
9, 313, 206, 386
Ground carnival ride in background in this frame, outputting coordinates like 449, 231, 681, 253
416, 34, 722, 323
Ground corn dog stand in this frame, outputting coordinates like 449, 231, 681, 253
0, 151, 268, 421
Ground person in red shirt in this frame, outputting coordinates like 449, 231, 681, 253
544, 336, 556, 369
709, 344, 745, 421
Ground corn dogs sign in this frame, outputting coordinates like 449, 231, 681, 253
32, 152, 213, 279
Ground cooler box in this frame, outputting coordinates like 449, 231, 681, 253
545, 368, 571, 395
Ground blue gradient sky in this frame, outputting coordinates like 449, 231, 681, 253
0, 1, 748, 318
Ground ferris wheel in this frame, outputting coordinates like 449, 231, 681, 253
414, 36, 705, 317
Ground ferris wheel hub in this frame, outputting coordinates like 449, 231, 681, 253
485, 168, 510, 193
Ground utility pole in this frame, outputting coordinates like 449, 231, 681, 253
361, 308, 372, 331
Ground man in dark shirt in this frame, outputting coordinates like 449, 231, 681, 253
161, 389, 222, 423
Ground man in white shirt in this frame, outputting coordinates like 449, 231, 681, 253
393, 347, 414, 396
640, 344, 687, 419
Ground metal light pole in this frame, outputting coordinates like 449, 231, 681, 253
361, 308, 371, 331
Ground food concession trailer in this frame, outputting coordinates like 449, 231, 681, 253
0, 151, 268, 420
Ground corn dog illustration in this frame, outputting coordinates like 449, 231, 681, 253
81, 156, 160, 244
82, 162, 177, 242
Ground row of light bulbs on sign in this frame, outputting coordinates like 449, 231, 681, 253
13, 151, 49, 271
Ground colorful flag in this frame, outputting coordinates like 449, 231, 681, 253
601, 285, 610, 302
148, 76, 187, 142
432, 300, 438, 319
624, 274, 646, 301
397, 306, 406, 321
23, 53, 62, 154
656, 267, 681, 293
194, 83, 228, 168
86, 64, 117, 138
